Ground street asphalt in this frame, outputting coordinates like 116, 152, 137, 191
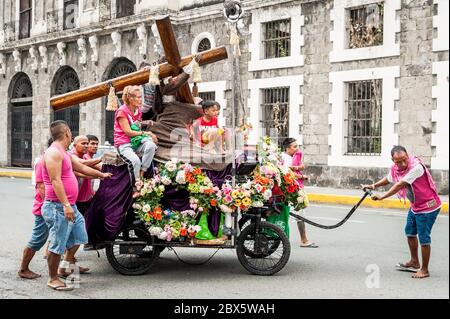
0, 177, 448, 299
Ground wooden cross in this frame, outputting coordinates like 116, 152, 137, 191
50, 16, 228, 111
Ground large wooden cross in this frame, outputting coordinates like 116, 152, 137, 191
50, 16, 228, 111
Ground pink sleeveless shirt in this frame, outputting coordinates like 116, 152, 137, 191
406, 164, 441, 213
43, 144, 79, 205
292, 151, 304, 188
114, 104, 142, 147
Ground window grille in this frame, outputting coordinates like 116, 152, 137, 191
262, 19, 291, 59
19, 0, 32, 39
116, 0, 136, 18
345, 80, 382, 155
197, 38, 211, 53
348, 3, 384, 48
260, 87, 290, 145
63, 0, 78, 30
199, 92, 216, 101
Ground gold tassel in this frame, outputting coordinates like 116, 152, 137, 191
192, 58, 202, 83
106, 84, 119, 111
149, 64, 160, 86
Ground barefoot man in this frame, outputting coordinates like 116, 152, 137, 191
362, 145, 442, 279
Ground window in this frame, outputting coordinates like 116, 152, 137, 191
19, 0, 32, 39
260, 87, 290, 144
345, 80, 382, 155
262, 19, 291, 59
63, 0, 79, 30
116, 0, 136, 18
197, 38, 211, 53
199, 91, 216, 101
348, 3, 384, 49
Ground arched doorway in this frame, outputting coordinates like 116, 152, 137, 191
9, 73, 33, 167
51, 66, 80, 137
102, 58, 137, 144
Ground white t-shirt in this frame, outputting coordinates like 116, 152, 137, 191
281, 153, 293, 171
387, 164, 424, 184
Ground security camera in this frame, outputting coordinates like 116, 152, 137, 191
223, 0, 244, 23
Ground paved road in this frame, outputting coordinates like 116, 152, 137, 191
0, 177, 448, 299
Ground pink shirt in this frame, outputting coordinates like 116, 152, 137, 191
114, 104, 142, 147
43, 144, 79, 205
70, 150, 95, 203
32, 157, 44, 216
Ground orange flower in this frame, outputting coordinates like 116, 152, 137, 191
180, 228, 187, 237
204, 189, 214, 195
283, 175, 294, 184
193, 168, 202, 176
153, 207, 163, 221
210, 199, 218, 207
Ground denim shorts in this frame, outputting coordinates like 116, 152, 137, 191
405, 208, 440, 245
27, 215, 49, 252
41, 201, 88, 255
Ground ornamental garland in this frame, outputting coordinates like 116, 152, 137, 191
133, 137, 308, 242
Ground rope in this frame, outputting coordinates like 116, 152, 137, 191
168, 247, 221, 266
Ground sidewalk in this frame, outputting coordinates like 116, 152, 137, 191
1, 167, 448, 214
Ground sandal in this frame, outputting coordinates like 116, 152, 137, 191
47, 282, 74, 291
395, 262, 419, 273
300, 242, 319, 248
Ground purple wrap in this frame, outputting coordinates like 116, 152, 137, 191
85, 163, 232, 244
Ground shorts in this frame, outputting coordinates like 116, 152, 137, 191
405, 208, 440, 245
41, 201, 88, 256
26, 214, 49, 252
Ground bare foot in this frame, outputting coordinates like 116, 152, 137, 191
412, 269, 430, 279
402, 260, 420, 269
18, 269, 41, 279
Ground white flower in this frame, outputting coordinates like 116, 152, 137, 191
158, 185, 165, 192
176, 171, 186, 184
158, 231, 168, 240
297, 196, 304, 203
171, 158, 179, 164
140, 189, 147, 196
263, 189, 272, 200
149, 226, 163, 237
243, 180, 252, 190
161, 176, 171, 186
220, 204, 233, 214
132, 203, 142, 210
165, 161, 177, 172
252, 201, 264, 208
142, 204, 151, 213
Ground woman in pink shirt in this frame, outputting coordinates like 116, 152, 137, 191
114, 85, 158, 198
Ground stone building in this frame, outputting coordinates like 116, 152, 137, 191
0, 0, 448, 193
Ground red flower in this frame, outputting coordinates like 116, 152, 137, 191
210, 199, 218, 207
180, 228, 187, 237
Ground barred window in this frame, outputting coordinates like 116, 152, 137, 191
348, 3, 384, 49
197, 38, 211, 53
199, 91, 216, 101
19, 0, 32, 39
260, 87, 290, 145
63, 0, 79, 30
116, 0, 136, 18
262, 19, 291, 59
345, 80, 382, 155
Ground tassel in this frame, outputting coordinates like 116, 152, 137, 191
106, 83, 119, 111
230, 25, 241, 56
148, 64, 160, 86
191, 58, 202, 83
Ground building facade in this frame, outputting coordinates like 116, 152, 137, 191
0, 0, 448, 193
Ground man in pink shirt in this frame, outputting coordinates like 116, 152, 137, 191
18, 138, 53, 279
362, 145, 442, 279
70, 135, 101, 216
42, 121, 111, 291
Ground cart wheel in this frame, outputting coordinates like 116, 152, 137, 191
106, 224, 162, 276
236, 221, 290, 276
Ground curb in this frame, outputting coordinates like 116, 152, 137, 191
1, 170, 448, 214
0, 171, 32, 179
308, 193, 449, 214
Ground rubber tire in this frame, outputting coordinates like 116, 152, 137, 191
236, 221, 290, 276
106, 225, 162, 276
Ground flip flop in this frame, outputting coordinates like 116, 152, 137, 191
412, 272, 430, 279
395, 262, 419, 273
300, 242, 319, 248
47, 283, 74, 291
